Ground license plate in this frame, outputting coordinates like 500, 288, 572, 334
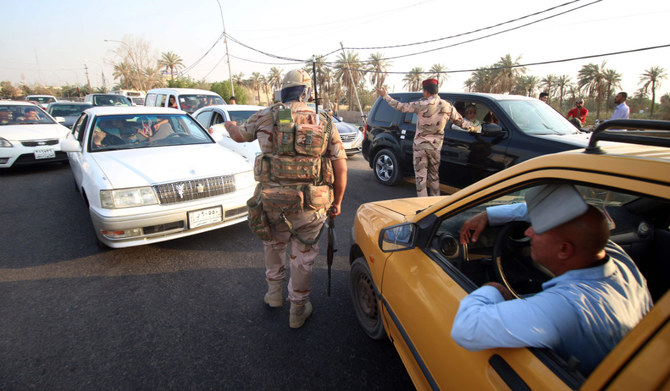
188, 206, 223, 229
34, 148, 55, 160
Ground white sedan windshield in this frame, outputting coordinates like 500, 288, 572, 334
89, 114, 212, 151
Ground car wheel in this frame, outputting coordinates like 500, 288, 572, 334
350, 258, 386, 340
373, 149, 402, 186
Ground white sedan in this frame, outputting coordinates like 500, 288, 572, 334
0, 101, 70, 168
192, 104, 263, 163
61, 106, 256, 248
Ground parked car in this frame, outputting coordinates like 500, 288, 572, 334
0, 101, 70, 168
110, 89, 145, 106
26, 94, 57, 109
332, 114, 363, 156
350, 119, 670, 390
46, 102, 93, 129
364, 92, 594, 191
84, 93, 132, 107
145, 88, 225, 113
60, 106, 256, 248
192, 104, 263, 163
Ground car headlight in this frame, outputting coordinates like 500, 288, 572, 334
100, 187, 158, 209
0, 137, 13, 147
234, 170, 256, 190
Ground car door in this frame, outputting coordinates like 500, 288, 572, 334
193, 109, 214, 128
68, 113, 90, 187
440, 97, 512, 189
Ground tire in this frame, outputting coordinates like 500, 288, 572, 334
373, 149, 402, 186
350, 258, 386, 340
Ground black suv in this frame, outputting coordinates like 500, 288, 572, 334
363, 92, 592, 190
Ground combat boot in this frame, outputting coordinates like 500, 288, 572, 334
289, 301, 312, 328
264, 279, 283, 308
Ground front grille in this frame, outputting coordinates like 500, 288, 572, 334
153, 175, 236, 204
21, 139, 59, 147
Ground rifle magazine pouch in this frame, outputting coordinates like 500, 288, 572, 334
269, 155, 321, 182
261, 187, 304, 214
247, 186, 272, 241
321, 158, 334, 185
294, 123, 327, 157
274, 109, 295, 156
253, 154, 271, 182
305, 184, 333, 210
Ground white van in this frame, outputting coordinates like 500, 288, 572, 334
111, 90, 146, 106
145, 88, 225, 113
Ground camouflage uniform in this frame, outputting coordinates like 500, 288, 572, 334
383, 94, 474, 197
238, 101, 346, 305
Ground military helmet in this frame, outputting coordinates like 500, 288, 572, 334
281, 69, 312, 90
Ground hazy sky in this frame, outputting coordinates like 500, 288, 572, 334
2, 0, 669, 101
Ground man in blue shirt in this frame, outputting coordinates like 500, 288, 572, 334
452, 184, 652, 375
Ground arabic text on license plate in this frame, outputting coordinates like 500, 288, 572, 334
188, 206, 223, 229
34, 148, 55, 160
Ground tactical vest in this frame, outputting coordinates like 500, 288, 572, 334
251, 105, 335, 215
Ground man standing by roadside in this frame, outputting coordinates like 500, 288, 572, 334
225, 69, 347, 329
609, 92, 630, 120
376, 79, 477, 197
539, 92, 549, 103
566, 98, 588, 127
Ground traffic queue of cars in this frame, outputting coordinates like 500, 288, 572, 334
350, 119, 670, 389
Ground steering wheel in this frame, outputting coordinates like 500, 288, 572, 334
492, 221, 552, 299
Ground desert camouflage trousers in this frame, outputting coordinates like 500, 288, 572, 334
413, 141, 442, 197
263, 208, 327, 305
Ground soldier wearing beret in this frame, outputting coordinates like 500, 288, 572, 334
377, 79, 477, 197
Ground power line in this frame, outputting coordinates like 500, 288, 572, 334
320, 0, 587, 57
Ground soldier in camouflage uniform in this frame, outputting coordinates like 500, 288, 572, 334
225, 69, 348, 329
376, 79, 477, 197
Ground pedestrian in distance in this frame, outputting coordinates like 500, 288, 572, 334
376, 79, 477, 197
609, 92, 630, 120
566, 98, 588, 128
224, 69, 348, 329
539, 92, 549, 103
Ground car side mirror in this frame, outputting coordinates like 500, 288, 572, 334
60, 137, 82, 152
379, 223, 416, 252
481, 123, 504, 137
336, 116, 344, 122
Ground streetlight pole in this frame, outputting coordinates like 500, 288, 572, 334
215, 0, 234, 98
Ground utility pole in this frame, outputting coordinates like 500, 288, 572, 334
216, 0, 234, 98
84, 64, 92, 92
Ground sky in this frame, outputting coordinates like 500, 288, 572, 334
1, 0, 669, 102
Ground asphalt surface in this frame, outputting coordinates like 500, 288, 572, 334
0, 155, 418, 390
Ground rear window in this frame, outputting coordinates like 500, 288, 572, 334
49, 104, 93, 117
371, 99, 397, 124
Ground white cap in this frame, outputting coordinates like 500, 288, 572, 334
525, 184, 588, 234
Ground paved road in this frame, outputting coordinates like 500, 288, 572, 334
0, 155, 418, 390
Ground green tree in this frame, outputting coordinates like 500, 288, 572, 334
249, 72, 262, 104
334, 50, 363, 109
210, 80, 249, 104
556, 75, 571, 111
602, 68, 622, 116
492, 54, 525, 93
578, 62, 607, 120
267, 67, 282, 91
465, 68, 494, 93
429, 63, 449, 88
540, 74, 557, 101
403, 67, 424, 91
639, 66, 667, 118
367, 52, 390, 89
159, 51, 184, 81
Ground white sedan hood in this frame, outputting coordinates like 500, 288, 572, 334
1, 123, 70, 140
91, 144, 253, 188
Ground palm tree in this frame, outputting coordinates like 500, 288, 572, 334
639, 66, 667, 118
556, 75, 571, 111
250, 72, 262, 104
403, 67, 424, 91
159, 51, 184, 81
333, 50, 363, 109
429, 64, 449, 88
367, 52, 390, 89
267, 67, 282, 91
540, 74, 557, 101
260, 75, 271, 103
578, 62, 607, 120
112, 61, 132, 89
513, 75, 539, 97
233, 72, 244, 87
492, 54, 525, 94
466, 68, 495, 93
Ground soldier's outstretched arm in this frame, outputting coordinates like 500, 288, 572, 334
330, 158, 348, 217
223, 121, 246, 142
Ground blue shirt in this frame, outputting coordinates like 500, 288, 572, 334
451, 204, 652, 375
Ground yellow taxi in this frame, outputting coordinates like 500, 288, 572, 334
349, 119, 670, 390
